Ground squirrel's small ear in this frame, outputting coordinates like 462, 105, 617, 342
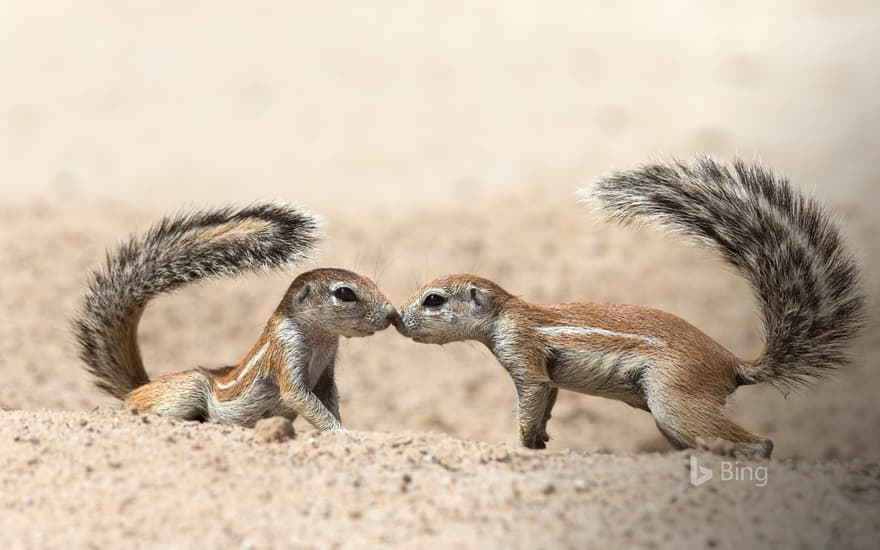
469, 286, 490, 313
294, 283, 312, 304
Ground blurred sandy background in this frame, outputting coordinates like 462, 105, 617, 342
1, 2, 878, 547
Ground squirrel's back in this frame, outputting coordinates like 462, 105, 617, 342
584, 156, 865, 390
73, 203, 321, 399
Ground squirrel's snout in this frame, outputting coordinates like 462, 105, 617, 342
384, 304, 402, 328
386, 305, 408, 334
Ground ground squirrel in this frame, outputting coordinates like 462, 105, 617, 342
394, 157, 865, 458
73, 203, 397, 429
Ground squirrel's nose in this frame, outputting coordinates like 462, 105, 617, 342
384, 304, 401, 328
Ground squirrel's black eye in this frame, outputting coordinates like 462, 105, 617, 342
422, 293, 446, 308
333, 286, 358, 302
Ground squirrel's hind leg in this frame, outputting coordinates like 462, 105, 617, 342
124, 370, 212, 422
646, 387, 773, 459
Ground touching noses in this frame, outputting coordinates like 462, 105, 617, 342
384, 303, 401, 324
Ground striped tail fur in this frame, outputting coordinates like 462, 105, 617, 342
584, 156, 865, 391
73, 203, 321, 399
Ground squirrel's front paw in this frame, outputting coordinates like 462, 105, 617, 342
518, 422, 547, 449
525, 437, 546, 450
519, 432, 547, 450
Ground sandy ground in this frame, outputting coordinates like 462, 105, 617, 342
1, 410, 878, 549
1, 1, 879, 548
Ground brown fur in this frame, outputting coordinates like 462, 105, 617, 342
74, 202, 322, 400
396, 273, 771, 458
124, 268, 397, 429
392, 158, 863, 459
188, 219, 275, 244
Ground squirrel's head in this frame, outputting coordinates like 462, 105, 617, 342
282, 268, 397, 338
395, 274, 510, 345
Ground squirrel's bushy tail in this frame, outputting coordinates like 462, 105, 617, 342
584, 156, 865, 391
73, 203, 320, 399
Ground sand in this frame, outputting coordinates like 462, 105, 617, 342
1, 1, 879, 548
2, 410, 878, 548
